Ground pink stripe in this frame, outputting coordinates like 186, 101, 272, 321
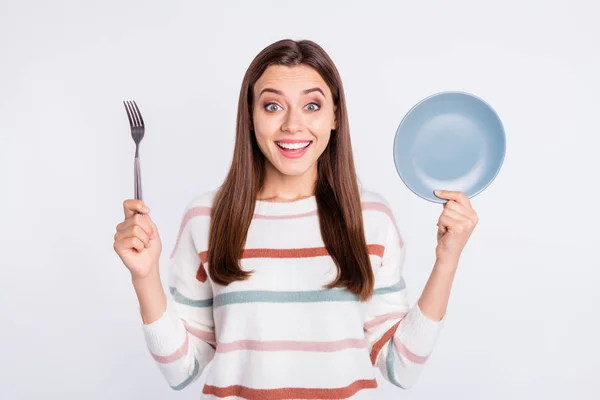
170, 201, 403, 259
182, 320, 216, 344
150, 333, 189, 364
254, 210, 318, 220
364, 312, 407, 331
216, 338, 367, 353
170, 206, 211, 259
362, 202, 404, 248
392, 336, 429, 364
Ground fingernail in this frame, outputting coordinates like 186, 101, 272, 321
142, 207, 150, 213
434, 190, 441, 196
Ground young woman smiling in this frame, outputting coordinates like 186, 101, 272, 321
113, 39, 478, 399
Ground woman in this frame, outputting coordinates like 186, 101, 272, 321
113, 39, 478, 399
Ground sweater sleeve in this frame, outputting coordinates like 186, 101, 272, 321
140, 204, 215, 391
364, 208, 444, 389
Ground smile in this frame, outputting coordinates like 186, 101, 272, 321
275, 141, 312, 150
274, 140, 313, 159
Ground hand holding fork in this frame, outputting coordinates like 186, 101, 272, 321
114, 100, 163, 285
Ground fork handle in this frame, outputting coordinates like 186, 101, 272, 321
134, 156, 143, 202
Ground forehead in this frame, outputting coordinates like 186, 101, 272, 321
254, 65, 331, 97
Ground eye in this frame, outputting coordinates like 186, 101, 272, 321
265, 103, 282, 112
305, 103, 320, 112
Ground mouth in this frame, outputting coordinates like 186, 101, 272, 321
274, 140, 313, 159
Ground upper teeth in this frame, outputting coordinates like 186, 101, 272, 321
277, 141, 310, 150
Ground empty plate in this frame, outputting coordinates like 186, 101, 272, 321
393, 91, 506, 203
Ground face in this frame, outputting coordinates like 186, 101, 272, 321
252, 64, 337, 179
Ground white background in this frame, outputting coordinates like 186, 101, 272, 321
1, 0, 598, 399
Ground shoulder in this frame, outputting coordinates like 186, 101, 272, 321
359, 186, 392, 207
359, 186, 396, 222
184, 188, 219, 211
176, 188, 219, 233
359, 186, 404, 242
172, 188, 219, 254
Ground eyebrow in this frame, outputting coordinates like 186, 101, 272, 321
259, 87, 326, 98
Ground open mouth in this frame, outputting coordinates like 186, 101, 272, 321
275, 140, 313, 159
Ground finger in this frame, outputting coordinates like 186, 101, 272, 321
118, 225, 151, 247
441, 208, 466, 222
123, 199, 150, 219
434, 190, 472, 208
439, 210, 476, 234
118, 214, 155, 238
438, 214, 460, 231
445, 199, 479, 225
444, 200, 477, 219
114, 237, 145, 253
126, 237, 146, 253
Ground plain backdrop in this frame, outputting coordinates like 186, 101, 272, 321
1, 0, 598, 399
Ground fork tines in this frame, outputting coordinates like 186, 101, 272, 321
123, 100, 145, 131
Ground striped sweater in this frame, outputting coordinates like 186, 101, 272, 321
141, 188, 444, 399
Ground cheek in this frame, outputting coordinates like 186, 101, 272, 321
308, 113, 334, 134
254, 131, 271, 154
252, 129, 278, 160
309, 118, 333, 141
253, 112, 279, 140
313, 131, 332, 153
252, 114, 268, 144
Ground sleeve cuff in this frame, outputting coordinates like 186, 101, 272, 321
141, 300, 187, 355
395, 303, 445, 356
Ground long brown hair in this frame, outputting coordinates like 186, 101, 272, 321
208, 39, 374, 300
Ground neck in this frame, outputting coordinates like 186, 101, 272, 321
257, 162, 317, 202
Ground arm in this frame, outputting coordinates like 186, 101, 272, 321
132, 272, 167, 324
364, 220, 445, 389
139, 204, 216, 391
417, 258, 458, 322
419, 189, 479, 321
365, 191, 478, 388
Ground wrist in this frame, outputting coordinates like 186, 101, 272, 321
131, 266, 160, 287
131, 268, 167, 325
131, 268, 163, 301
433, 256, 460, 274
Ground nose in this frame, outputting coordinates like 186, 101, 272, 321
281, 107, 305, 134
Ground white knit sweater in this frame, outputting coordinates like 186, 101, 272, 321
141, 188, 444, 399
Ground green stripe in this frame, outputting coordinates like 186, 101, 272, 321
214, 288, 358, 308
170, 357, 200, 391
213, 278, 406, 308
386, 340, 403, 388
169, 287, 213, 307
374, 278, 406, 295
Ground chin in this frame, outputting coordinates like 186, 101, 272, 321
273, 162, 313, 177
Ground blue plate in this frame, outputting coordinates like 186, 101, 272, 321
393, 91, 506, 203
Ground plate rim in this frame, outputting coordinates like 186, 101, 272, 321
392, 90, 507, 203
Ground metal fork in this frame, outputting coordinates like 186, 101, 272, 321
123, 100, 145, 204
